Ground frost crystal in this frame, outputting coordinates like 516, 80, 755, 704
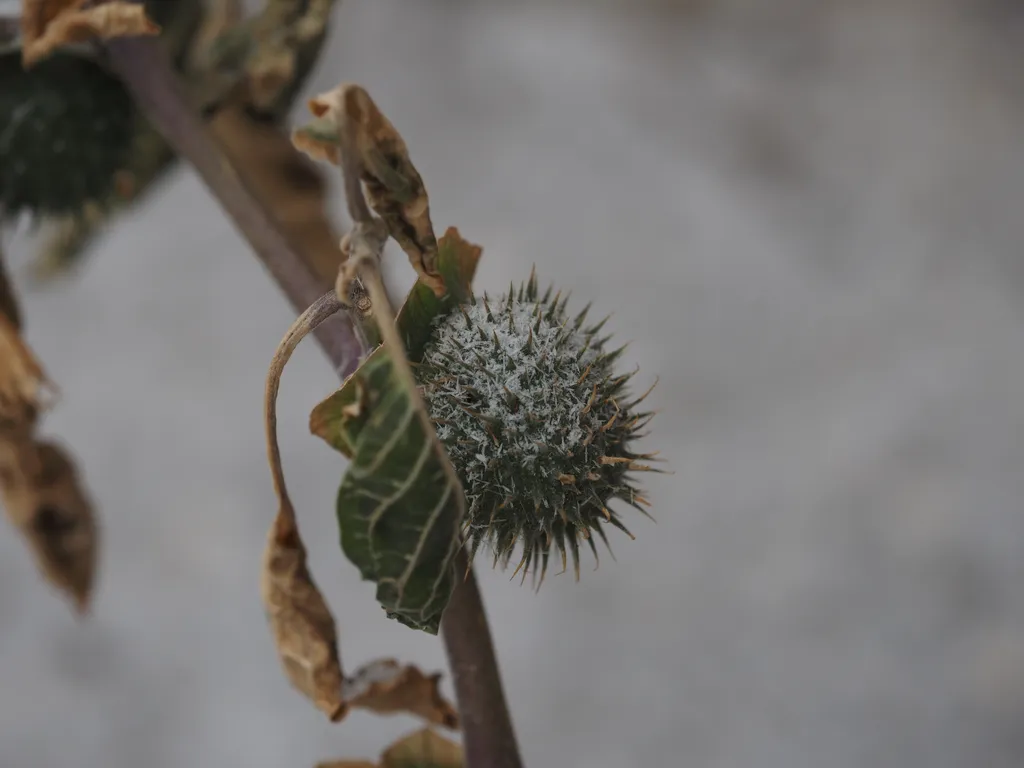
416, 272, 655, 584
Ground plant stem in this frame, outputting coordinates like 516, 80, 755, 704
443, 550, 524, 768
104, 36, 361, 373
104, 34, 523, 768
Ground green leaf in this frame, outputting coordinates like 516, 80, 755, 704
335, 349, 463, 634
394, 227, 482, 360
309, 349, 388, 458
310, 228, 482, 457
309, 228, 482, 633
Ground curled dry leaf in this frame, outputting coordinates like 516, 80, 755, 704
0, 244, 22, 330
344, 658, 459, 729
0, 312, 55, 426
261, 293, 349, 721
261, 507, 347, 722
190, 0, 337, 118
0, 440, 97, 612
291, 115, 341, 165
247, 43, 296, 112
317, 727, 464, 768
295, 83, 446, 296
21, 0, 161, 67
380, 728, 463, 768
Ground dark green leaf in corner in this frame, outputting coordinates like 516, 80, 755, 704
335, 351, 463, 633
309, 228, 482, 633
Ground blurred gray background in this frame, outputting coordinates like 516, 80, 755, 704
4, 0, 1024, 766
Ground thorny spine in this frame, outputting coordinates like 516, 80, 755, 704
418, 269, 658, 586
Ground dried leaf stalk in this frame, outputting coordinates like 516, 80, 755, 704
0, 243, 97, 612
296, 83, 446, 296
262, 290, 347, 720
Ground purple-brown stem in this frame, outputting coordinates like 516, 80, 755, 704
104, 36, 361, 374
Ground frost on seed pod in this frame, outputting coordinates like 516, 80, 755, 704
415, 269, 657, 584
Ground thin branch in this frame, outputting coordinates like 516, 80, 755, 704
264, 290, 344, 532
104, 35, 363, 374
104, 33, 523, 768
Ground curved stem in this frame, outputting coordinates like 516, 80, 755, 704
264, 290, 343, 531
105, 33, 523, 768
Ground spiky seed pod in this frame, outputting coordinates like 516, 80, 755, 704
0, 0, 189, 219
0, 50, 135, 218
416, 270, 655, 584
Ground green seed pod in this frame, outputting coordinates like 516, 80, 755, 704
416, 270, 656, 584
0, 0, 190, 219
0, 51, 135, 218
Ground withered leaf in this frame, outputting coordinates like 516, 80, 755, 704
22, 0, 161, 67
343, 658, 459, 729
190, 0, 336, 119
295, 84, 446, 296
261, 507, 347, 722
0, 440, 97, 612
317, 728, 464, 768
0, 312, 55, 427
380, 728, 464, 768
247, 43, 296, 112
292, 116, 342, 166
0, 244, 22, 330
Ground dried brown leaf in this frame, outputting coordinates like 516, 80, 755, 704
190, 0, 336, 118
247, 43, 296, 112
22, 0, 161, 67
292, 116, 342, 166
0, 244, 22, 330
297, 84, 446, 296
343, 658, 459, 729
0, 313, 55, 428
380, 728, 464, 768
0, 440, 97, 612
315, 727, 464, 768
261, 507, 347, 722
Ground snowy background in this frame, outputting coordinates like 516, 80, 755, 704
3, 1, 1024, 766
